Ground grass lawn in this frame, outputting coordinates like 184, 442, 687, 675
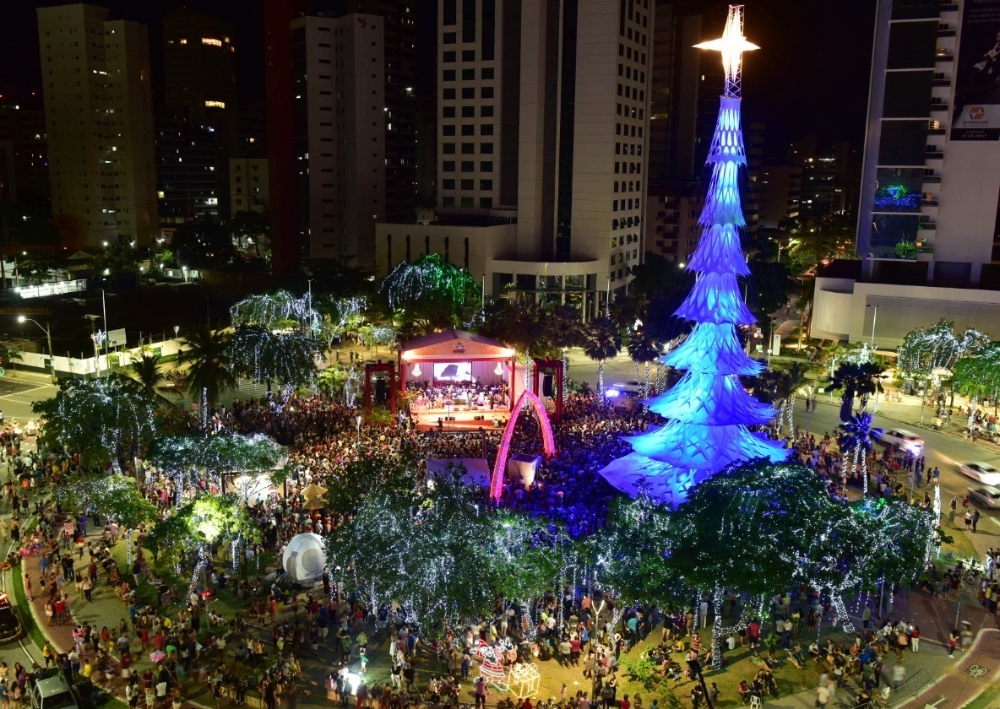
106, 537, 263, 625
11, 558, 48, 653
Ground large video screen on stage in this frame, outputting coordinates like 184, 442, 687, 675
434, 362, 472, 382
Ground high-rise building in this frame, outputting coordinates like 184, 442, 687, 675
265, 0, 311, 274
291, 13, 385, 265
38, 4, 158, 247
648, 2, 723, 182
327, 0, 419, 225
645, 2, 725, 261
159, 12, 239, 223
376, 0, 655, 315
757, 165, 801, 229
811, 0, 1000, 347
229, 157, 269, 217
162, 12, 237, 128
0, 95, 48, 204
154, 112, 219, 223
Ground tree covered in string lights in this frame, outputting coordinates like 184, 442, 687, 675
143, 495, 260, 571
33, 374, 157, 474
666, 461, 833, 668
328, 468, 496, 630
59, 474, 158, 562
952, 342, 1000, 410
592, 490, 684, 609
146, 432, 287, 506
229, 324, 318, 397
380, 253, 482, 332
230, 289, 319, 334
897, 319, 990, 380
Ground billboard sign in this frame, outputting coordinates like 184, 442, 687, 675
953, 0, 1000, 140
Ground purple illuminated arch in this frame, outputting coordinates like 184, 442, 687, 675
490, 390, 556, 502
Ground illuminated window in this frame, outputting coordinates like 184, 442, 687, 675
204, 100, 226, 109
201, 38, 223, 47
179, 39, 187, 45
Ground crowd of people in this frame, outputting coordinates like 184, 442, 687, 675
4, 372, 983, 709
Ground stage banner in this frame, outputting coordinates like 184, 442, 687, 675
953, 0, 1000, 140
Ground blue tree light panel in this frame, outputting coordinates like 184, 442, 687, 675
601, 5, 788, 505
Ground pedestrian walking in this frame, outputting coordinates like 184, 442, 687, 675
949, 630, 958, 656
973, 510, 981, 533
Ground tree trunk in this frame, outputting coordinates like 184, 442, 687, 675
598, 360, 605, 403
644, 362, 651, 401
561, 350, 569, 404
201, 387, 209, 430
786, 394, 796, 433
711, 585, 747, 671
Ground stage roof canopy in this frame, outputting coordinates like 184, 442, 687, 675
400, 329, 514, 361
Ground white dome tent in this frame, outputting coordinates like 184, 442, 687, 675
282, 533, 327, 585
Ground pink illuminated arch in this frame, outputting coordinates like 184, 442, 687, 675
490, 390, 556, 502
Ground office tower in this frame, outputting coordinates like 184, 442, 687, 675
377, 0, 655, 315
38, 4, 158, 247
811, 0, 1000, 347
291, 14, 385, 265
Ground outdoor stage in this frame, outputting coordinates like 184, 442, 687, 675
410, 407, 509, 431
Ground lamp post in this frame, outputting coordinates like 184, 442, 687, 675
17, 316, 55, 383
767, 314, 777, 367
867, 303, 878, 350
355, 414, 362, 446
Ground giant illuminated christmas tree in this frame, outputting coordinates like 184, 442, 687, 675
601, 5, 788, 505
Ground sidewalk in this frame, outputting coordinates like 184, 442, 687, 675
811, 390, 1000, 455
18, 525, 217, 708
764, 640, 953, 709
897, 628, 1000, 709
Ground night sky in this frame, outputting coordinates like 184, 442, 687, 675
0, 0, 876, 150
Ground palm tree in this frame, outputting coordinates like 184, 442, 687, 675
583, 317, 622, 403
548, 304, 583, 403
627, 326, 662, 400
129, 353, 175, 407
178, 326, 236, 429
826, 362, 879, 422
838, 412, 883, 495
779, 362, 809, 432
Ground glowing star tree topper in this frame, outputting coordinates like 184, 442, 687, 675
600, 5, 786, 504
693, 4, 758, 99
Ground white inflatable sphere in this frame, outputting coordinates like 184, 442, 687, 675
281, 533, 326, 584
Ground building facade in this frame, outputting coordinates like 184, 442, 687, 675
291, 13, 385, 265
812, 0, 1000, 344
38, 4, 158, 247
757, 164, 801, 229
0, 96, 48, 204
229, 158, 269, 218
377, 0, 655, 316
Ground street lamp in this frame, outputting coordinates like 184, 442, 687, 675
867, 303, 878, 350
174, 325, 180, 339
18, 315, 55, 383
355, 414, 363, 445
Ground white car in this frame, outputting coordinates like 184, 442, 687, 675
606, 380, 643, 399
878, 428, 925, 453
968, 486, 1000, 510
957, 462, 1000, 486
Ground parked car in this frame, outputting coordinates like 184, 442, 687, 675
957, 462, 1000, 486
967, 486, 1000, 510
29, 675, 78, 709
878, 428, 924, 453
0, 593, 21, 642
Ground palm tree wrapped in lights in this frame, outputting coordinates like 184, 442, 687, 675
838, 412, 883, 495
